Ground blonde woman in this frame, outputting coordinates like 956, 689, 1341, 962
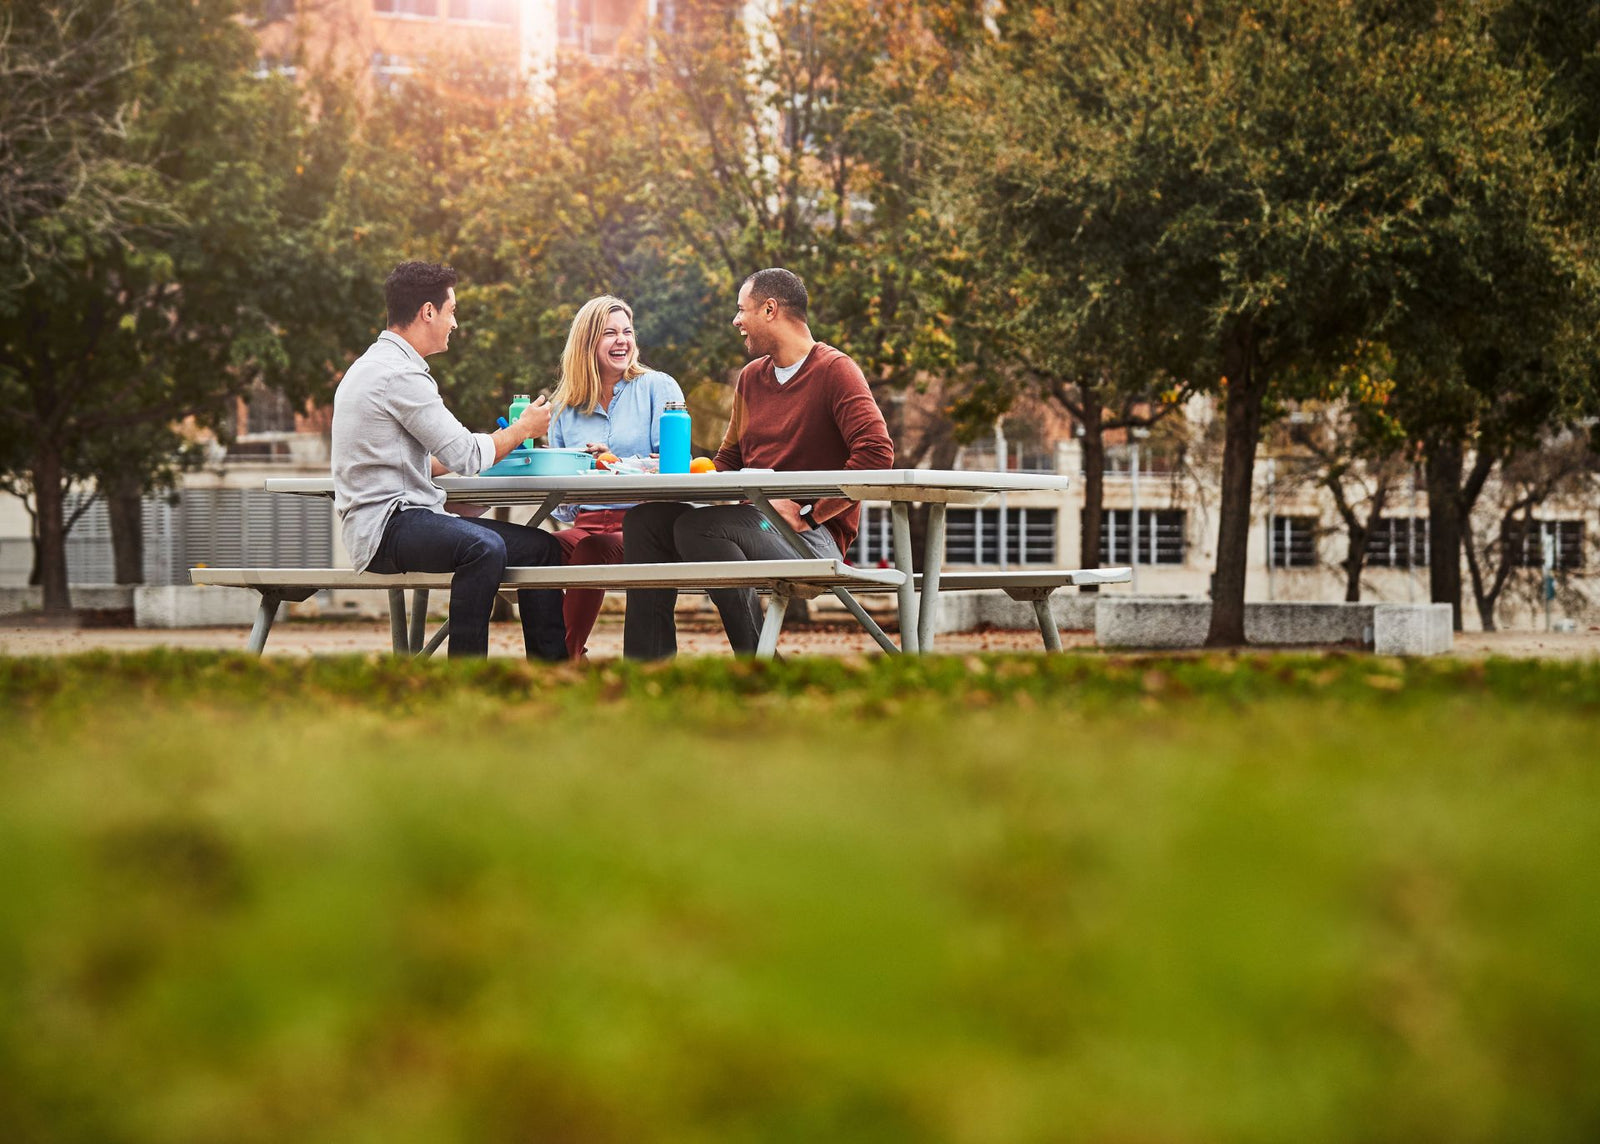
548, 295, 685, 659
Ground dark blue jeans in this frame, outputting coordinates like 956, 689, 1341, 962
370, 508, 566, 660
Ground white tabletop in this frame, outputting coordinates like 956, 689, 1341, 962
265, 468, 1071, 507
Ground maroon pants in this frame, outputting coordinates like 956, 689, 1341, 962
553, 509, 627, 660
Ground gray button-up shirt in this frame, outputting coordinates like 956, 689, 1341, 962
331, 331, 494, 571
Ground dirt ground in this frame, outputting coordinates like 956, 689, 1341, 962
3, 613, 1598, 660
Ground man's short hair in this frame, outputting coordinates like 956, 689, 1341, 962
385, 261, 458, 329
743, 268, 808, 320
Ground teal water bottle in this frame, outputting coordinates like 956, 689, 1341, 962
659, 401, 691, 474
508, 394, 531, 449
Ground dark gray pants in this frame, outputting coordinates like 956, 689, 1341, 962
622, 502, 841, 658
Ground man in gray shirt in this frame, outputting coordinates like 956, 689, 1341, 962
332, 261, 565, 658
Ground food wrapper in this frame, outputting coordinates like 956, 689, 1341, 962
602, 455, 659, 475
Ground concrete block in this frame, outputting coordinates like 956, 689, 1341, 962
1096, 598, 1213, 648
933, 590, 1098, 635
0, 585, 134, 615
1097, 599, 1378, 649
135, 585, 262, 628
1245, 601, 1373, 646
0, 587, 39, 616
1373, 602, 1453, 656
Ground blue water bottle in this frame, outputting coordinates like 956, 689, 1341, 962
659, 401, 691, 474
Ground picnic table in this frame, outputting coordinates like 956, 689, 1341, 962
258, 468, 1089, 654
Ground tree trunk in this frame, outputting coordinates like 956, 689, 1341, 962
1204, 322, 1267, 647
33, 443, 71, 614
1464, 533, 1499, 632
107, 476, 145, 584
1424, 438, 1465, 631
1342, 538, 1365, 603
1342, 486, 1385, 603
28, 513, 41, 587
1078, 400, 1105, 591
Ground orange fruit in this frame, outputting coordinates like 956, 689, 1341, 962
596, 452, 619, 469
689, 457, 716, 473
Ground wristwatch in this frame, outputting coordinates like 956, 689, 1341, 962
798, 503, 816, 530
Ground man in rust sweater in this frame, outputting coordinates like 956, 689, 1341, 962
622, 267, 894, 658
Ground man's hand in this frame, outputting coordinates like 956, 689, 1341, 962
768, 498, 810, 532
516, 395, 552, 440
489, 395, 551, 462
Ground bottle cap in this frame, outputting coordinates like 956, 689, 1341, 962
664, 401, 687, 411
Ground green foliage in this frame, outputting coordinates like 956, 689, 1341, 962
934, 0, 1595, 638
2, 651, 1599, 1142
383, 0, 987, 452
0, 0, 368, 606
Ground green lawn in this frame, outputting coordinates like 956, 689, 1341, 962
2, 652, 1598, 1143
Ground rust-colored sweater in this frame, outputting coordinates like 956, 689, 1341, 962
713, 342, 895, 553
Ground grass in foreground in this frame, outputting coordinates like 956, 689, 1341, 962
2, 651, 1598, 1144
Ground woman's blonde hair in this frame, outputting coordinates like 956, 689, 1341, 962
552, 295, 647, 415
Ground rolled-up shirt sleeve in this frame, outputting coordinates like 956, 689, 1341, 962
386, 368, 490, 476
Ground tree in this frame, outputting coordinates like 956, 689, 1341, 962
448, 0, 986, 477
0, 0, 364, 611
938, 0, 1584, 644
1279, 351, 1413, 602
0, 0, 168, 299
1461, 432, 1597, 630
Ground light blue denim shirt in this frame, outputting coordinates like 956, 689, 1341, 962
548, 368, 685, 519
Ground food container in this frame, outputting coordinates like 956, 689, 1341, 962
482, 447, 597, 477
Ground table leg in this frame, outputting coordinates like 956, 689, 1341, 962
409, 589, 429, 654
917, 503, 947, 652
890, 502, 918, 653
420, 620, 450, 658
387, 589, 409, 655
1032, 597, 1064, 652
524, 491, 566, 531
748, 490, 900, 656
246, 593, 281, 655
826, 586, 902, 655
756, 588, 790, 658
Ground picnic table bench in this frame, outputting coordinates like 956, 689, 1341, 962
191, 559, 905, 658
192, 562, 1129, 658
911, 567, 1132, 651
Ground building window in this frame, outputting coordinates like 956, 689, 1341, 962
946, 508, 1057, 566
1269, 515, 1316, 568
171, 489, 333, 574
371, 51, 422, 90
63, 492, 115, 585
448, 0, 512, 22
252, 54, 298, 79
1095, 508, 1186, 565
1503, 519, 1584, 571
243, 383, 298, 436
558, 0, 647, 56
852, 506, 894, 566
374, 0, 437, 17
1366, 516, 1429, 568
52, 489, 334, 586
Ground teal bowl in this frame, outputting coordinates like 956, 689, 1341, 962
483, 447, 596, 477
